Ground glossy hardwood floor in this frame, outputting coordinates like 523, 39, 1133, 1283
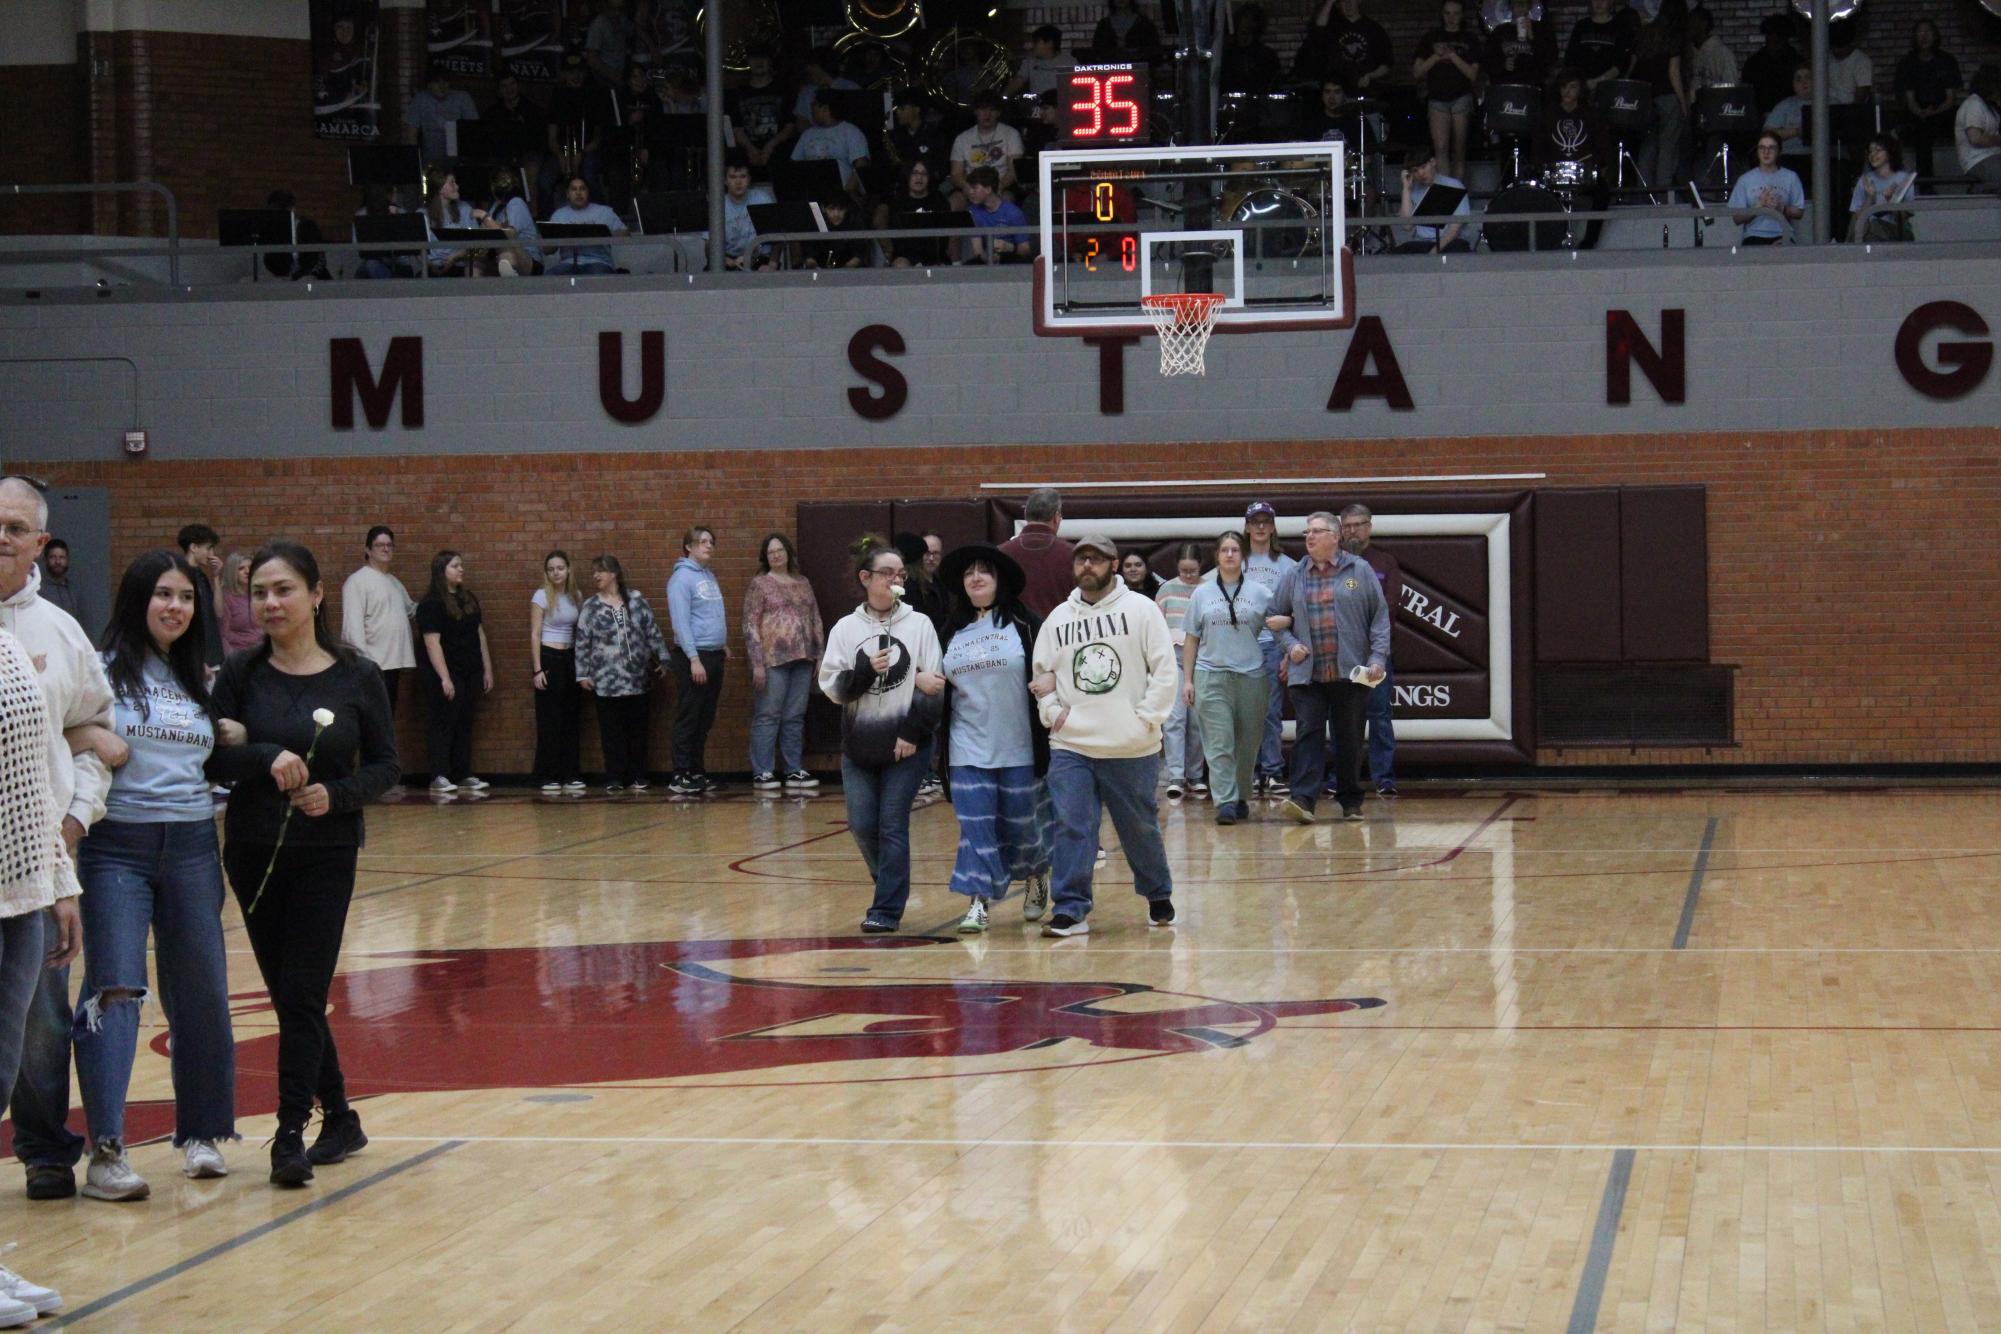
12, 785, 2001, 1330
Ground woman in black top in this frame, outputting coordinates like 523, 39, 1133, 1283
416, 550, 493, 794
1119, 550, 1163, 600
209, 540, 398, 1186
877, 160, 953, 268
1414, 0, 1482, 180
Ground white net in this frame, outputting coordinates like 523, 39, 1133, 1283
1141, 294, 1225, 377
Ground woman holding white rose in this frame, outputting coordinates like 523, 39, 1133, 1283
209, 540, 398, 1187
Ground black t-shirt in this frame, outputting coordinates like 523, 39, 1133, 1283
1566, 11, 1638, 81
888, 123, 953, 180
1418, 28, 1481, 101
1484, 21, 1556, 87
1299, 13, 1393, 87
891, 190, 952, 264
1536, 101, 1608, 167
1220, 41, 1283, 96
1743, 47, 1799, 113
1895, 50, 1962, 109
483, 95, 550, 162
726, 83, 791, 146
416, 596, 485, 676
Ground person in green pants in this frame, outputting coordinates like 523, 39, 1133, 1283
1181, 531, 1275, 826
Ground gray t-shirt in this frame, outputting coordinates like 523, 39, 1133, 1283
1186, 578, 1272, 676
102, 652, 215, 823
943, 616, 1033, 769
1243, 549, 1295, 644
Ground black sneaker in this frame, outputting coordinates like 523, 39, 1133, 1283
751, 771, 782, 791
1377, 779, 1399, 797
24, 1165, 74, 1200
860, 914, 898, 934
1233, 800, 1252, 822
306, 1110, 367, 1166
269, 1128, 313, 1187
694, 773, 718, 793
783, 769, 820, 789
1266, 776, 1291, 796
1342, 805, 1365, 821
1148, 898, 1176, 927
1041, 913, 1089, 938
667, 772, 701, 796
1216, 804, 1237, 826
1165, 778, 1186, 800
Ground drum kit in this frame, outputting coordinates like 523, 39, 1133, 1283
1482, 82, 1597, 250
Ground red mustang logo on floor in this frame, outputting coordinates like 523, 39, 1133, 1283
18, 937, 1384, 1148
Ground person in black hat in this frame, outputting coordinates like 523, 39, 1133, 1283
936, 545, 1055, 932
893, 532, 948, 796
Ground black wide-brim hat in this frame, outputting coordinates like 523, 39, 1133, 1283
937, 543, 1026, 604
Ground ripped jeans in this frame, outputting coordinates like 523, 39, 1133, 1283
73, 819, 236, 1148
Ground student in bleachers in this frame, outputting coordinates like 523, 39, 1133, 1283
1849, 133, 1918, 241
1895, 21, 1962, 178
1414, 0, 1482, 182
964, 167, 1030, 264
544, 175, 628, 274
878, 160, 955, 268
1730, 129, 1806, 243
1959, 65, 2001, 188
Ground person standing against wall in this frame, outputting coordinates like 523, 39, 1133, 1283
340, 526, 415, 798
415, 551, 492, 795
575, 555, 667, 792
529, 551, 586, 794
666, 526, 728, 796
742, 534, 824, 793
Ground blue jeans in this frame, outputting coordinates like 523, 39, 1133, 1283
73, 820, 236, 1147
10, 941, 81, 1171
1162, 659, 1206, 783
0, 912, 46, 1135
1257, 638, 1285, 779
1366, 666, 1396, 785
1046, 749, 1173, 921
750, 661, 812, 775
843, 744, 930, 924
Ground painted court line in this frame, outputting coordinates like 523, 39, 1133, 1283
50, 1141, 463, 1328
1672, 816, 1721, 950
1567, 1148, 1636, 1334
363, 1134, 2001, 1155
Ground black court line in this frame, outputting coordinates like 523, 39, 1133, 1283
1671, 816, 1721, 950
50, 1140, 464, 1328
1565, 1146, 1636, 1334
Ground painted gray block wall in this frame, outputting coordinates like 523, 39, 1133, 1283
1, 248, 1996, 462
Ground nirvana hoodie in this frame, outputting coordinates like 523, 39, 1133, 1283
1031, 579, 1177, 760
818, 598, 944, 768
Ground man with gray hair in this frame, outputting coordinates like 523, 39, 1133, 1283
0, 476, 114, 1200
1263, 508, 1389, 823
999, 487, 1075, 619
1341, 503, 1402, 796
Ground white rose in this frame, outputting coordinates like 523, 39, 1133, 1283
313, 708, 336, 728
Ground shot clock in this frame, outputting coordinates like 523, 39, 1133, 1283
1061, 63, 1151, 144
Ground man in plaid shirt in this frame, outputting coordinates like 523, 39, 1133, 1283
1263, 510, 1390, 823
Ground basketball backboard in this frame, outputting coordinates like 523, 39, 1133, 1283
1034, 141, 1354, 338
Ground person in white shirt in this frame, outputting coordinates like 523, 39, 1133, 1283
340, 525, 417, 716
1008, 26, 1078, 97
1685, 5, 1738, 94
1957, 65, 2001, 186
791, 92, 872, 198
1826, 23, 1873, 105
950, 92, 1026, 195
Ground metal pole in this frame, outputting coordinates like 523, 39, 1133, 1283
1809, 0, 1830, 243
704, 2, 726, 273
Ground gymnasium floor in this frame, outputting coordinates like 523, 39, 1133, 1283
12, 784, 2001, 1329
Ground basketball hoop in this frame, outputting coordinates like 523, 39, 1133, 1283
1140, 292, 1226, 376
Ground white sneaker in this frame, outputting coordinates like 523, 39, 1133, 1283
957, 899, 989, 934
183, 1139, 227, 1179
461, 776, 490, 791
0, 1292, 37, 1328
81, 1140, 149, 1201
497, 256, 518, 277
1023, 870, 1050, 922
539, 781, 561, 794
563, 780, 586, 792
0, 1245, 60, 1317
429, 776, 458, 793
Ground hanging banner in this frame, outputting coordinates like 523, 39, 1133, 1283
428, 0, 495, 77
312, 0, 384, 141
498, 0, 567, 82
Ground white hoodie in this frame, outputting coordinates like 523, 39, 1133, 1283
818, 597, 943, 769
1032, 578, 1178, 759
0, 563, 114, 830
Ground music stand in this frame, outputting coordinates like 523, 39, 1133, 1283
539, 221, 615, 271
633, 190, 709, 235
643, 113, 709, 191
351, 213, 427, 276
769, 157, 846, 204
1484, 84, 1540, 183
1594, 79, 1652, 192
347, 144, 423, 187
1694, 84, 1755, 187
217, 208, 295, 282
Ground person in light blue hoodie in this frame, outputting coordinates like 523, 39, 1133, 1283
665, 526, 729, 794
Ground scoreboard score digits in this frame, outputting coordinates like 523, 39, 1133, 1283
1061, 63, 1150, 144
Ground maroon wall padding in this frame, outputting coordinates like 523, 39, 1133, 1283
1534, 488, 1624, 663
1619, 486, 1710, 663
796, 501, 892, 754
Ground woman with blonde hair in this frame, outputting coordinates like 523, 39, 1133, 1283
220, 552, 263, 656
529, 549, 585, 793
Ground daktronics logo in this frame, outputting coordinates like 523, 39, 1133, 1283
1395, 684, 1453, 709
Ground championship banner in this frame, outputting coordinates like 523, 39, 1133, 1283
497, 0, 566, 82
428, 0, 494, 78
312, 0, 384, 141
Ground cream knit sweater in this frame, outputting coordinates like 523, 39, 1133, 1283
0, 629, 82, 918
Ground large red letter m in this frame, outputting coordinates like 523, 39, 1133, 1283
330, 337, 424, 429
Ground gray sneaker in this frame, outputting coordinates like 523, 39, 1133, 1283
183, 1139, 228, 1179
1023, 870, 1050, 922
81, 1140, 149, 1202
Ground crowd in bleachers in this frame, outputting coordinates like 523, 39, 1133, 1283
295, 0, 2001, 275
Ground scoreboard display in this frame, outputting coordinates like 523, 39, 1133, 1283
1060, 63, 1151, 145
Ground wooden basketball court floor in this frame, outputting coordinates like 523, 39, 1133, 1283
12, 784, 2001, 1330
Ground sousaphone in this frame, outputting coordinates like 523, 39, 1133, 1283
697, 0, 783, 72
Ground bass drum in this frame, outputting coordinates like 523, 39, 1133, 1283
1483, 183, 1569, 251
1229, 187, 1321, 260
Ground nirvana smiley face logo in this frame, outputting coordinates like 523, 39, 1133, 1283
1072, 643, 1122, 694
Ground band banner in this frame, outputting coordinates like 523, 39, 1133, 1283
429, 0, 495, 77
497, 0, 567, 83
312, 0, 385, 141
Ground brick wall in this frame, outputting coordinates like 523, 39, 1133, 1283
8, 425, 1997, 776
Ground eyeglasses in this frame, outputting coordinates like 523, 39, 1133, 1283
0, 522, 41, 543
1303, 526, 1337, 537
865, 567, 904, 579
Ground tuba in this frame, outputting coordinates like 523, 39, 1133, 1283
846, 0, 923, 40
697, 0, 783, 72
922, 26, 1017, 109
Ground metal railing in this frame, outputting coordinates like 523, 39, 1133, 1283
2, 182, 180, 284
